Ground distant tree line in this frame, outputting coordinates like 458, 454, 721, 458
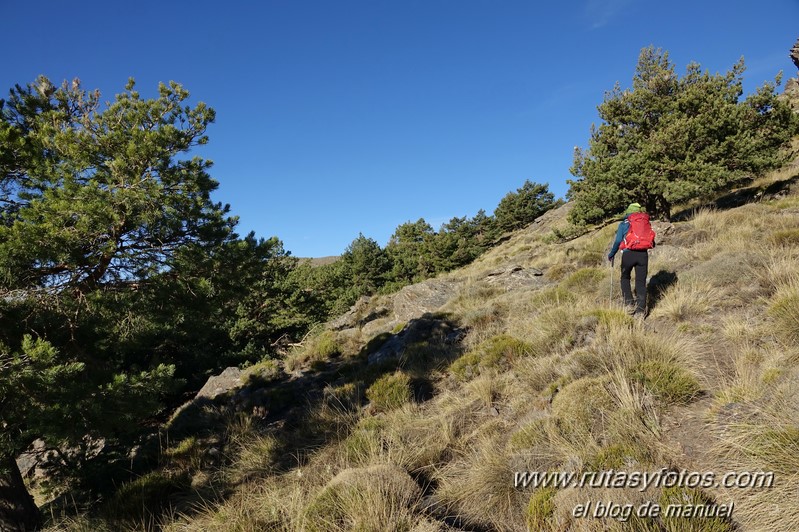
288, 179, 558, 317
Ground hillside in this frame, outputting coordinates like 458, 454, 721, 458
40, 155, 799, 531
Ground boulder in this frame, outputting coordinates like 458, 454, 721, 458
195, 367, 242, 400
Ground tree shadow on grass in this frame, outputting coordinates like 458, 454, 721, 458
83, 313, 469, 527
672, 173, 799, 221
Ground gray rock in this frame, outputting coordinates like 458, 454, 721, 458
328, 296, 391, 331
195, 367, 242, 400
16, 439, 45, 478
392, 278, 460, 321
367, 334, 406, 365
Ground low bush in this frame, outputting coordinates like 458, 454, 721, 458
630, 360, 701, 405
561, 267, 606, 294
551, 376, 614, 442
365, 372, 412, 412
526, 486, 557, 531
449, 334, 533, 381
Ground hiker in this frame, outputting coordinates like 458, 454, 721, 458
607, 203, 656, 316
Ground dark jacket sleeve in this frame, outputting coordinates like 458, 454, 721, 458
608, 219, 629, 259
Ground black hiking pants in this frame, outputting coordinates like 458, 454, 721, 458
620, 249, 648, 314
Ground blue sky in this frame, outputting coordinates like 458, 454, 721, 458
3, 1, 798, 257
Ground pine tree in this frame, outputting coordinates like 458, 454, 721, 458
0, 76, 231, 529
568, 47, 798, 224
493, 180, 557, 233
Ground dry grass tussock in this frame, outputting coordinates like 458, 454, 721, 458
709, 375, 799, 532
434, 433, 528, 531
649, 278, 724, 321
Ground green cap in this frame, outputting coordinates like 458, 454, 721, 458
624, 203, 642, 215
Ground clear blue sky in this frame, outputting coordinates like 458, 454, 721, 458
3, 1, 798, 257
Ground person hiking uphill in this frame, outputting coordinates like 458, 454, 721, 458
608, 203, 656, 316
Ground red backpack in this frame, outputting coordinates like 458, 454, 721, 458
621, 212, 656, 250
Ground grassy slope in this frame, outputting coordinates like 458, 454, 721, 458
48, 163, 799, 531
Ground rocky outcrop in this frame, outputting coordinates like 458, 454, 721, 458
327, 277, 464, 341
367, 314, 466, 365
481, 264, 544, 289
791, 37, 799, 71
391, 278, 460, 321
328, 296, 390, 331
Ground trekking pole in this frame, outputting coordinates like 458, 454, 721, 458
609, 257, 614, 306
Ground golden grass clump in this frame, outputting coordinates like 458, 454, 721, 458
526, 486, 557, 531
648, 279, 722, 321
227, 434, 280, 484
550, 375, 615, 443
508, 417, 549, 451
514, 354, 564, 393
761, 250, 799, 294
709, 376, 799, 531
769, 227, 799, 247
767, 278, 799, 345
561, 266, 607, 295
589, 321, 701, 377
302, 464, 422, 532
434, 435, 527, 531
284, 329, 342, 371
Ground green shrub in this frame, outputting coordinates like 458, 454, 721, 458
449, 335, 533, 381
630, 360, 701, 405
526, 486, 556, 531
768, 290, 799, 344
561, 267, 605, 293
365, 372, 412, 412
